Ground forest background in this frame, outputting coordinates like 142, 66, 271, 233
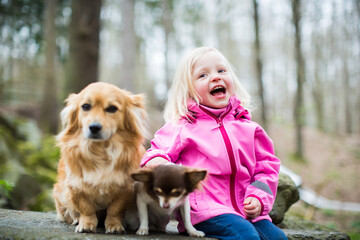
0, 0, 359, 238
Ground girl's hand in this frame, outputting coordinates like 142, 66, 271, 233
243, 197, 261, 219
144, 157, 169, 168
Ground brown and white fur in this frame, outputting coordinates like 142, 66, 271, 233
53, 82, 147, 234
131, 164, 207, 237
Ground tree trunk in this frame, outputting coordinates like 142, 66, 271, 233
65, 0, 101, 96
291, 0, 305, 159
162, 0, 174, 91
40, 0, 58, 134
311, 33, 324, 131
253, 0, 267, 130
121, 0, 136, 92
342, 44, 352, 134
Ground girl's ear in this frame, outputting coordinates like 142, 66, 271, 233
131, 169, 153, 182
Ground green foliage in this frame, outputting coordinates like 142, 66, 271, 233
289, 152, 307, 163
348, 233, 360, 240
17, 135, 59, 211
351, 221, 360, 232
325, 222, 336, 230
0, 113, 59, 211
322, 209, 335, 216
0, 179, 13, 198
19, 136, 59, 187
28, 189, 55, 212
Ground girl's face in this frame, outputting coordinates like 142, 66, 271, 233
192, 51, 234, 109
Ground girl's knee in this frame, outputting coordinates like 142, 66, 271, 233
195, 214, 261, 240
253, 220, 288, 240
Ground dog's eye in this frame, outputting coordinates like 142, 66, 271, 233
154, 189, 163, 196
105, 105, 118, 113
171, 191, 182, 197
81, 104, 91, 111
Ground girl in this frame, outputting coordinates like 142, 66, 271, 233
141, 47, 287, 240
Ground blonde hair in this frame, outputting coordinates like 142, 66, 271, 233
164, 47, 251, 123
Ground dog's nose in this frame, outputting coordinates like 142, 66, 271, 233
89, 123, 102, 134
162, 202, 170, 209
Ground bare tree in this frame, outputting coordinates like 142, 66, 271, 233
311, 35, 325, 132
40, 0, 58, 134
162, 0, 174, 91
291, 0, 305, 158
342, 6, 354, 134
65, 0, 101, 96
310, 2, 324, 132
253, 0, 267, 130
121, 0, 136, 92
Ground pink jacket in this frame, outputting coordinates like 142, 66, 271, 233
141, 96, 280, 230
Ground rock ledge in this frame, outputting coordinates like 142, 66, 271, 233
0, 209, 350, 240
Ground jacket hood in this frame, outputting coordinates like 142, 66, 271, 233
185, 96, 251, 122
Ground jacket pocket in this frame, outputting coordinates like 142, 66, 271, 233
191, 191, 209, 212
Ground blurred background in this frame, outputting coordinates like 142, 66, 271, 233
0, 0, 359, 238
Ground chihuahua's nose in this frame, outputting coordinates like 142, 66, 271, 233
89, 123, 102, 134
162, 202, 170, 209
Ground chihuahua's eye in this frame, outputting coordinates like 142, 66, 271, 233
154, 188, 163, 196
171, 191, 182, 197
105, 105, 118, 113
81, 104, 91, 111
171, 189, 183, 197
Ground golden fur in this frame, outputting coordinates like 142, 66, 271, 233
53, 82, 147, 234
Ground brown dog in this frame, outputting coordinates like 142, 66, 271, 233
53, 82, 147, 234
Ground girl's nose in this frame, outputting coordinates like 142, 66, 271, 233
211, 74, 221, 82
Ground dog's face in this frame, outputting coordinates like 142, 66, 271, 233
132, 165, 207, 209
59, 82, 146, 142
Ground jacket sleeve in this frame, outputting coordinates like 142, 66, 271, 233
140, 122, 184, 167
244, 126, 281, 216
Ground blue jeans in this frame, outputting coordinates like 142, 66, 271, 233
194, 214, 288, 240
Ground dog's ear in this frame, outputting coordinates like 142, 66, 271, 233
186, 169, 207, 184
131, 169, 153, 182
59, 93, 79, 134
185, 169, 207, 192
124, 94, 148, 138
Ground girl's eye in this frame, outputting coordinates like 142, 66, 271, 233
218, 69, 226, 73
81, 104, 91, 111
199, 73, 206, 78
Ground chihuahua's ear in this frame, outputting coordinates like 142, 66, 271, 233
185, 169, 207, 192
131, 169, 153, 182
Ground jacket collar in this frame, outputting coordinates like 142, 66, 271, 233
185, 96, 251, 123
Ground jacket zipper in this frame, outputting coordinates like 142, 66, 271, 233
199, 106, 241, 214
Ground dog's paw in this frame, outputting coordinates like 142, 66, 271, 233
75, 222, 96, 233
105, 217, 125, 234
105, 224, 125, 234
71, 219, 79, 225
188, 229, 205, 238
136, 228, 149, 235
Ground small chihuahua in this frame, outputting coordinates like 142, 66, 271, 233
131, 164, 207, 237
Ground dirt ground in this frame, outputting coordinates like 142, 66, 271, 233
269, 123, 360, 236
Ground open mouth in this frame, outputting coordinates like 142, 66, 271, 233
210, 86, 226, 96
